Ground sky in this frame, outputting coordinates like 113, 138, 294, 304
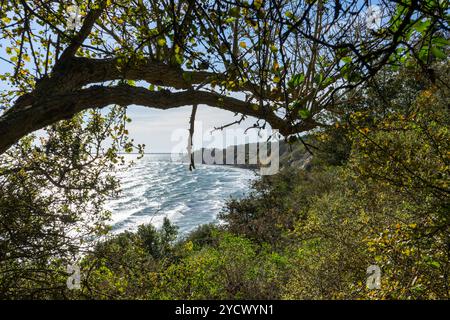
0, 4, 278, 154
0, 1, 388, 153
120, 105, 263, 153
0, 57, 265, 153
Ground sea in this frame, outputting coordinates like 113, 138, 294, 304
106, 154, 256, 236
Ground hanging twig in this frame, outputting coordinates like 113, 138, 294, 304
188, 104, 198, 171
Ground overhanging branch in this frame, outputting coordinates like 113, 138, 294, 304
0, 85, 318, 155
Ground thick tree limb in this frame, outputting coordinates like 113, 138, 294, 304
30, 56, 282, 101
0, 85, 318, 155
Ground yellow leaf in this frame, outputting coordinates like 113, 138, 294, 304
157, 38, 166, 47
239, 41, 247, 49
273, 61, 279, 70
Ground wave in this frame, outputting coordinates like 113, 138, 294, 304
107, 156, 255, 235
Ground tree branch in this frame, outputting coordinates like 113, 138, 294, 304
0, 84, 318, 155
56, 2, 106, 66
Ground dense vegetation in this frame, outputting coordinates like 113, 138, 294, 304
2, 63, 444, 300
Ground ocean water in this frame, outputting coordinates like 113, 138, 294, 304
106, 154, 256, 236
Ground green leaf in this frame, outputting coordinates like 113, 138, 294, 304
418, 46, 429, 61
341, 56, 352, 64
431, 46, 446, 59
323, 77, 334, 86
288, 73, 305, 88
429, 261, 440, 268
413, 19, 431, 33
1, 16, 11, 24
174, 54, 183, 65
298, 109, 310, 119
254, 0, 263, 10
229, 7, 240, 18
314, 73, 323, 84
433, 37, 450, 47
225, 17, 236, 24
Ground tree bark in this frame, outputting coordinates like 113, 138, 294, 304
0, 84, 318, 155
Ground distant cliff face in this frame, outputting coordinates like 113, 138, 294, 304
184, 140, 312, 170
278, 141, 313, 170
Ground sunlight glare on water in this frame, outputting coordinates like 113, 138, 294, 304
106, 154, 256, 236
